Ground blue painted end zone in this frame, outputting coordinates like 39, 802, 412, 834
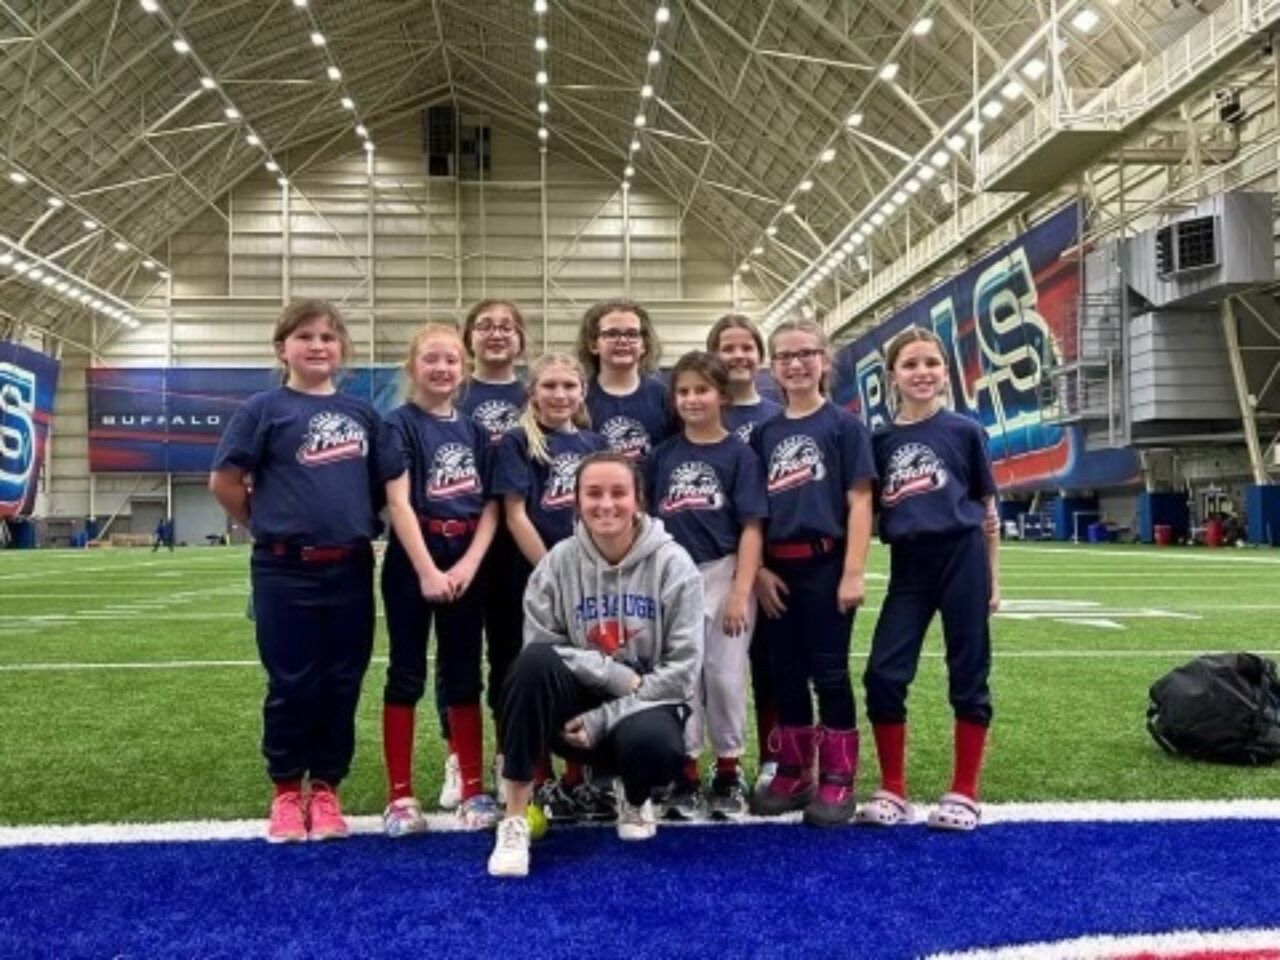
2, 820, 1278, 959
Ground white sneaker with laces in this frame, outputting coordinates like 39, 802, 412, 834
615, 779, 657, 841
494, 753, 507, 805
439, 753, 462, 810
488, 815, 531, 877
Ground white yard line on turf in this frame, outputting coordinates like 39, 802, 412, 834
1005, 546, 1280, 565
926, 927, 1280, 960
3, 799, 1280, 849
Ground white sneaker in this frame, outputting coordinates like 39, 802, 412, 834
488, 815, 531, 877
439, 753, 462, 810
615, 779, 657, 841
494, 753, 508, 805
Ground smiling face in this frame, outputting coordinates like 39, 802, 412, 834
890, 339, 948, 408
576, 460, 639, 541
412, 334, 466, 401
770, 329, 829, 401
277, 315, 344, 388
468, 302, 523, 369
673, 369, 725, 431
530, 362, 585, 429
715, 326, 762, 388
592, 310, 646, 371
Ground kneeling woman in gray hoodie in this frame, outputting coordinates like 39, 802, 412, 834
488, 450, 705, 877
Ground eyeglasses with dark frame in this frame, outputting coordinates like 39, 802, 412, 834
772, 348, 825, 364
598, 328, 644, 343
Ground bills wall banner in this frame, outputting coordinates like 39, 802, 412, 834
87, 366, 402, 473
833, 202, 1139, 491
0, 342, 60, 518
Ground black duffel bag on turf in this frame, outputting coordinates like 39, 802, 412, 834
1147, 652, 1280, 765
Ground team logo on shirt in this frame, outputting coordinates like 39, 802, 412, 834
472, 400, 521, 443
767, 435, 826, 493
600, 416, 650, 460
295, 412, 368, 466
733, 422, 756, 443
542, 452, 584, 509
426, 442, 481, 500
659, 461, 725, 513
881, 442, 948, 506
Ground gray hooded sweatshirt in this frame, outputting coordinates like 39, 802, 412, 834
522, 514, 705, 746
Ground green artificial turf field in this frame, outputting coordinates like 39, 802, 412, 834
1, 542, 1278, 825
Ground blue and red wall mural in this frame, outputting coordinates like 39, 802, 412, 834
833, 203, 1139, 492
0, 342, 60, 518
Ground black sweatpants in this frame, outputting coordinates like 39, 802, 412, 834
863, 528, 992, 726
251, 547, 375, 785
757, 546, 858, 729
499, 643, 686, 805
382, 532, 485, 709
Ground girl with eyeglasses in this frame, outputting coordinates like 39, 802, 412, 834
749, 318, 875, 828
576, 298, 672, 467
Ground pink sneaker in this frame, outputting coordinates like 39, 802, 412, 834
308, 785, 349, 841
267, 790, 307, 844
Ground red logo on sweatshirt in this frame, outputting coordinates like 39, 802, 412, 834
585, 621, 640, 655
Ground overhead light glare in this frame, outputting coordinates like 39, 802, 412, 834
82, 219, 99, 231
225, 107, 240, 120
536, 70, 548, 86
140, 0, 160, 11
1001, 80, 1025, 100
327, 66, 342, 82
114, 241, 129, 251
537, 127, 549, 142
655, 5, 670, 23
647, 48, 661, 65
340, 96, 355, 110
200, 76, 217, 90
640, 84, 653, 99
981, 100, 1004, 119
947, 134, 967, 151
172, 38, 190, 54
47, 197, 64, 209
1022, 57, 1047, 80
310, 31, 326, 47
797, 179, 813, 192
534, 36, 548, 52
879, 62, 899, 81
8, 171, 28, 185
819, 147, 836, 163
634, 114, 646, 128
845, 111, 863, 127
911, 17, 933, 36
1071, 8, 1100, 32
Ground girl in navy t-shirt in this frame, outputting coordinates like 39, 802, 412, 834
750, 319, 875, 828
210, 299, 404, 844
437, 300, 528, 814
707, 313, 783, 784
647, 351, 766, 819
577, 298, 671, 465
380, 323, 501, 835
860, 327, 1000, 833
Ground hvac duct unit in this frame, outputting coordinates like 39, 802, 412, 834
1124, 192, 1274, 308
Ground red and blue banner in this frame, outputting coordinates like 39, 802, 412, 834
833, 202, 1139, 492
0, 342, 60, 518
87, 366, 403, 473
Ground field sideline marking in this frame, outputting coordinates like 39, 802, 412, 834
926, 927, 1280, 960
2, 799, 1279, 849
5, 649, 1280, 672
1005, 546, 1280, 565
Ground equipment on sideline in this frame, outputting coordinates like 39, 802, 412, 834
1147, 653, 1280, 765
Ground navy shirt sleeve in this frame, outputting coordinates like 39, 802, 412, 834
730, 443, 769, 522
838, 410, 877, 491
211, 393, 266, 472
492, 429, 533, 498
970, 421, 998, 501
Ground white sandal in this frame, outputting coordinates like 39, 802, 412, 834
927, 792, 981, 832
854, 789, 912, 827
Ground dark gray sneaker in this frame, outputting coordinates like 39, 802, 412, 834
708, 772, 748, 820
662, 777, 706, 821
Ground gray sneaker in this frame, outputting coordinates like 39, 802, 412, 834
662, 777, 706, 821
708, 772, 748, 820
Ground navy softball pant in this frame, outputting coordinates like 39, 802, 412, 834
382, 532, 485, 710
251, 547, 375, 786
863, 527, 992, 727
757, 545, 858, 730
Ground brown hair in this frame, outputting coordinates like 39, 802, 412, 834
462, 299, 527, 359
519, 353, 591, 465
575, 298, 661, 377
706, 312, 765, 356
883, 325, 946, 372
272, 299, 353, 380
669, 350, 730, 412
574, 450, 647, 513
767, 318, 831, 398
403, 322, 467, 403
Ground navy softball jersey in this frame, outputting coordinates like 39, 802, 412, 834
723, 397, 782, 444
873, 409, 997, 543
585, 376, 672, 462
385, 404, 490, 521
212, 387, 404, 544
753, 402, 876, 543
647, 434, 768, 565
491, 426, 607, 546
458, 378, 526, 445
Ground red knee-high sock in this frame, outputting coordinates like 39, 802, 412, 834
682, 757, 700, 784
447, 703, 485, 801
274, 779, 303, 799
950, 720, 988, 800
382, 704, 416, 802
872, 723, 907, 798
756, 704, 779, 762
561, 760, 585, 788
